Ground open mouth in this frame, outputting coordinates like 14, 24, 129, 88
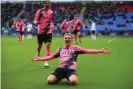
65, 40, 69, 43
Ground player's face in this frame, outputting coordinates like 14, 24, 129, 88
18, 19, 21, 22
74, 16, 78, 20
64, 19, 66, 22
64, 35, 72, 46
44, 1, 51, 9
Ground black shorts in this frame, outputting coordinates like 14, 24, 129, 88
18, 31, 23, 36
51, 67, 77, 83
37, 34, 52, 44
71, 30, 80, 35
91, 30, 96, 34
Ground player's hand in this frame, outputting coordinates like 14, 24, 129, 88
31, 57, 39, 61
37, 21, 42, 24
53, 26, 56, 30
101, 48, 110, 54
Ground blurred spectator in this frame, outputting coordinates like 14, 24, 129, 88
1, 2, 23, 26
1, 1, 133, 36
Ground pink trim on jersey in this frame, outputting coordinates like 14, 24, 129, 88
16, 21, 24, 31
34, 8, 53, 34
71, 19, 85, 31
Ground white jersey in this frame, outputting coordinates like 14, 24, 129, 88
27, 24, 33, 32
90, 23, 96, 31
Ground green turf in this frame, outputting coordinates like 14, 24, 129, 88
1, 36, 133, 89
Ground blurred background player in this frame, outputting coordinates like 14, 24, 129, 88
60, 18, 72, 36
26, 21, 33, 39
90, 20, 96, 40
34, 0, 53, 68
16, 18, 25, 44
31, 33, 110, 85
70, 15, 85, 44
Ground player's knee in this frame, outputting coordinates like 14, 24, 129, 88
69, 75, 78, 85
38, 43, 42, 47
69, 79, 78, 85
47, 75, 56, 84
47, 78, 56, 84
38, 45, 42, 48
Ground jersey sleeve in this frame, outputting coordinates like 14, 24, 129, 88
34, 10, 40, 24
77, 46, 103, 54
66, 20, 73, 25
79, 20, 85, 28
60, 21, 65, 29
50, 11, 53, 21
52, 48, 60, 58
39, 49, 60, 61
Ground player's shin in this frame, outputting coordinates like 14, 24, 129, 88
78, 34, 81, 43
18, 36, 21, 43
93, 35, 96, 40
30, 34, 32, 39
19, 35, 23, 43
45, 47, 50, 56
18, 34, 20, 41
91, 35, 94, 40
44, 44, 50, 67
36, 44, 42, 57
22, 35, 24, 40
75, 35, 78, 44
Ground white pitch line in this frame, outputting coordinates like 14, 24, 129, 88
108, 38, 117, 43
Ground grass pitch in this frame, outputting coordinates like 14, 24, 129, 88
1, 36, 133, 89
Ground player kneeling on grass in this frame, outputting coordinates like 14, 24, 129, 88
31, 33, 110, 85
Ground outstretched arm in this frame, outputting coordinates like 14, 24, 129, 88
77, 47, 110, 54
60, 21, 65, 29
51, 22, 56, 30
67, 20, 73, 25
22, 23, 25, 32
31, 49, 60, 61
79, 20, 85, 29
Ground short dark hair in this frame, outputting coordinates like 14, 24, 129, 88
64, 33, 73, 39
43, 0, 50, 4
